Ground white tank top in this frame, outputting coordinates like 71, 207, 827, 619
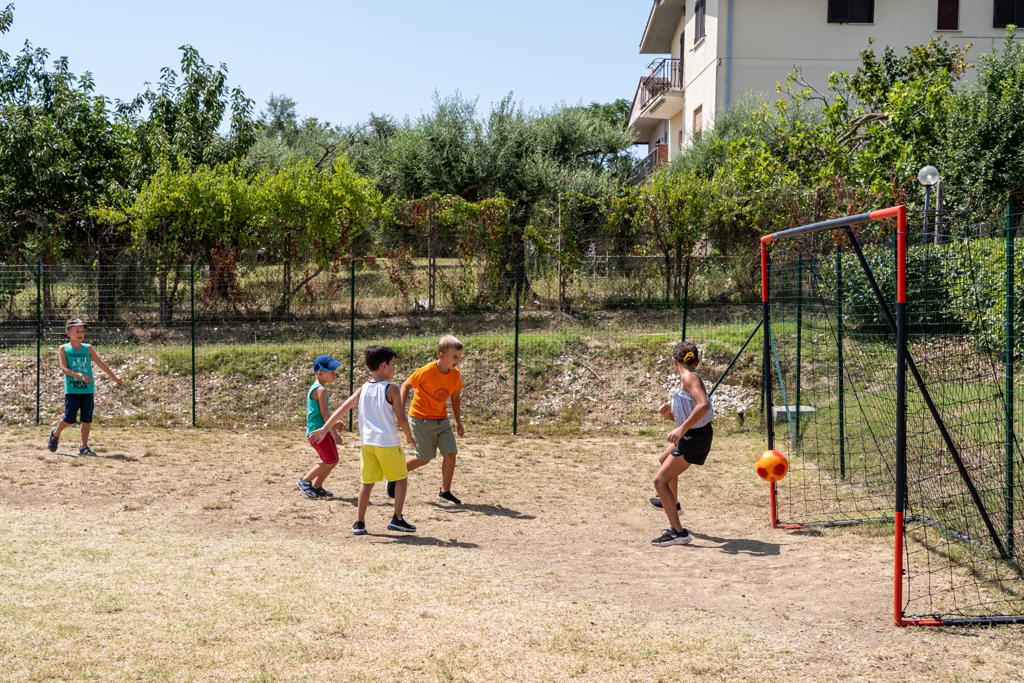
671, 386, 714, 429
358, 381, 400, 447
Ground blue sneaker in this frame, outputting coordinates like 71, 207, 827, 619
352, 521, 367, 536
47, 429, 58, 453
79, 445, 97, 456
313, 486, 333, 498
296, 479, 317, 499
387, 515, 416, 533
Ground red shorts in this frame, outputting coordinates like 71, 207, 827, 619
307, 432, 339, 465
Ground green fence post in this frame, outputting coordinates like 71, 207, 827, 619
836, 247, 846, 479
190, 261, 196, 427
513, 262, 522, 435
680, 255, 691, 342
35, 259, 42, 425
348, 255, 356, 432
1006, 200, 1016, 555
795, 254, 803, 441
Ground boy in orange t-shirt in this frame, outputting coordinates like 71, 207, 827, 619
391, 335, 465, 504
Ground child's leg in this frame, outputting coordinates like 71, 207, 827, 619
309, 463, 336, 488
356, 483, 373, 522
80, 422, 91, 446
653, 454, 691, 531
657, 447, 679, 501
53, 419, 72, 438
405, 457, 428, 472
393, 478, 407, 517
441, 454, 456, 492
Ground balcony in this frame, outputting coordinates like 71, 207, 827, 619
628, 58, 684, 139
630, 143, 669, 184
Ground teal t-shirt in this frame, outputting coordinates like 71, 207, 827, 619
306, 381, 328, 436
63, 343, 94, 395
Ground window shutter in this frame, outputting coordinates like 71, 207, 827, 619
827, 0, 849, 23
938, 0, 959, 30
994, 0, 1015, 27
849, 0, 874, 22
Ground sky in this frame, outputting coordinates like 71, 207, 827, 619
4, 0, 655, 126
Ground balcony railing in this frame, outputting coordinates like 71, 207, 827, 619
638, 58, 683, 112
630, 143, 669, 183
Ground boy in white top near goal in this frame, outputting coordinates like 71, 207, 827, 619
311, 346, 417, 536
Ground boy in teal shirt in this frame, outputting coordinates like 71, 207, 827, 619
297, 354, 344, 498
47, 319, 122, 456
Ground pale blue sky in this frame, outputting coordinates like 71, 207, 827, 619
5, 1, 654, 124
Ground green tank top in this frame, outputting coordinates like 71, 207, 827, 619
306, 381, 328, 435
63, 343, 94, 395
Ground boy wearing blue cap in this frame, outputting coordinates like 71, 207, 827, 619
297, 354, 344, 498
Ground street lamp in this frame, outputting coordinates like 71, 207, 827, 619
917, 165, 940, 243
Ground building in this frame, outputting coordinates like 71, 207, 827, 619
627, 0, 1020, 179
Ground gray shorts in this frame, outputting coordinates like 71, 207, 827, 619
410, 416, 458, 462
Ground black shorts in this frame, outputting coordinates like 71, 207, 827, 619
672, 424, 713, 465
63, 394, 94, 424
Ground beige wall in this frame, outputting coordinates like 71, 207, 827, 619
682, 0, 720, 144
723, 0, 1011, 108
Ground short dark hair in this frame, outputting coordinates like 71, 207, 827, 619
673, 341, 699, 366
365, 345, 398, 371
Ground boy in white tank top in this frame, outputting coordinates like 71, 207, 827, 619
310, 346, 417, 535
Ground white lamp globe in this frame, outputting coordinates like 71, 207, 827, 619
917, 165, 940, 187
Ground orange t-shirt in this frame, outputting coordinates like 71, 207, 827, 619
407, 361, 463, 419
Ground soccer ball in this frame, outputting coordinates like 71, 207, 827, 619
755, 450, 789, 482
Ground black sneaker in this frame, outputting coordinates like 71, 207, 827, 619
296, 479, 317, 499
352, 521, 367, 536
649, 497, 681, 512
387, 515, 416, 533
47, 429, 58, 453
651, 528, 693, 546
313, 486, 333, 498
386, 480, 396, 498
438, 490, 462, 505
79, 445, 97, 456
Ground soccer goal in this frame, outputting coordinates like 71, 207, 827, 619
761, 205, 1024, 626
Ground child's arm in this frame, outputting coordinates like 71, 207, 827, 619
314, 387, 343, 441
399, 379, 413, 407
88, 347, 122, 387
658, 402, 673, 420
310, 387, 360, 442
668, 374, 710, 443
388, 383, 416, 447
451, 390, 465, 437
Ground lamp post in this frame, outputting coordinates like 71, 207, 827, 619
917, 165, 939, 244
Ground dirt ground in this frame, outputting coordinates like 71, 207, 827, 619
2, 424, 1023, 682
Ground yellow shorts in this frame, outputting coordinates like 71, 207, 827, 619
360, 445, 407, 485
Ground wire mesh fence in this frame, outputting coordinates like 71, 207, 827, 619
0, 252, 762, 435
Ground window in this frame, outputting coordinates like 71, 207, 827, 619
827, 0, 874, 23
694, 0, 706, 44
938, 0, 959, 29
693, 106, 703, 135
993, 0, 1024, 27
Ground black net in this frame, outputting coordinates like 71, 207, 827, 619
766, 208, 1024, 624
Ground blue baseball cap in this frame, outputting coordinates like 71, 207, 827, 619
312, 354, 342, 373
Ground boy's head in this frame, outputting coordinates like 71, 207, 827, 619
437, 335, 464, 369
312, 354, 342, 384
672, 341, 699, 369
365, 345, 398, 379
65, 319, 86, 343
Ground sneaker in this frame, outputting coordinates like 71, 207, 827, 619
47, 429, 58, 453
79, 445, 97, 456
352, 521, 367, 536
296, 479, 317, 499
649, 496, 682, 512
438, 490, 462, 505
651, 528, 693, 546
387, 515, 417, 533
313, 486, 333, 498
386, 480, 396, 498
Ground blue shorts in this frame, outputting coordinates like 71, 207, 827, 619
63, 394, 95, 424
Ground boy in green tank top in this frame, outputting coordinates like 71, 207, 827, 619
297, 354, 345, 498
47, 319, 122, 456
